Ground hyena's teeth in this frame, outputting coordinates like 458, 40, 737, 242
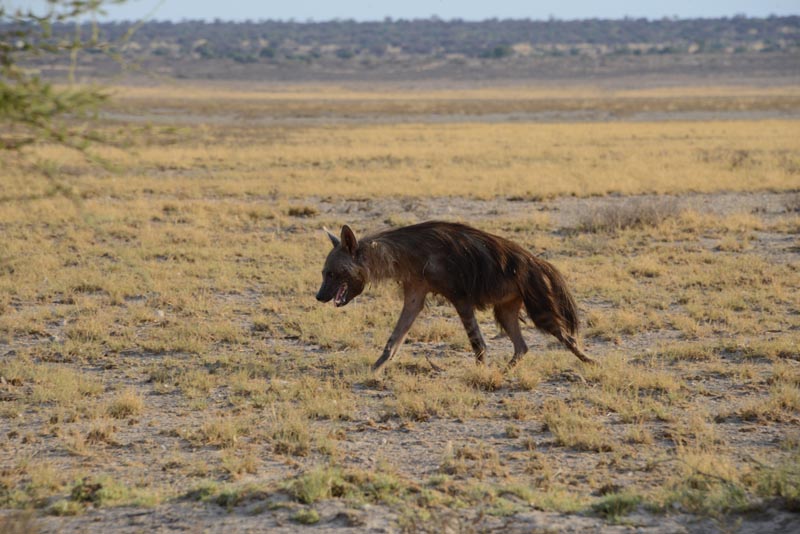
334, 283, 348, 306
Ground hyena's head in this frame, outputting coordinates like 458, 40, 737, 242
316, 225, 367, 307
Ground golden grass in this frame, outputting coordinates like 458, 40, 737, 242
386, 373, 485, 421
7, 118, 799, 203
107, 82, 800, 102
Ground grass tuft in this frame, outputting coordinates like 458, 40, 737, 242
106, 388, 144, 419
292, 508, 321, 524
541, 399, 615, 452
592, 491, 642, 521
460, 365, 504, 392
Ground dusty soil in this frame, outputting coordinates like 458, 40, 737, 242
21, 499, 800, 534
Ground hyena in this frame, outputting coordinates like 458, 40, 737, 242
315, 221, 595, 372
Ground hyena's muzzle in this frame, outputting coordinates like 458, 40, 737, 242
316, 225, 366, 307
315, 277, 348, 306
316, 273, 360, 307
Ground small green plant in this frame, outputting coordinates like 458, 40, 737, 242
214, 488, 243, 509
592, 491, 642, 522
183, 481, 219, 502
70, 476, 131, 507
284, 466, 346, 504
284, 465, 410, 506
292, 507, 321, 524
751, 455, 800, 511
47, 499, 83, 516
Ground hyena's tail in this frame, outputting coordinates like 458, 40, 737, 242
520, 257, 596, 364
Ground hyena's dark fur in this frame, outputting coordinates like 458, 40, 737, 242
316, 221, 595, 372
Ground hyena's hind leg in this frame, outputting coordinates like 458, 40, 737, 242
493, 298, 529, 367
454, 302, 487, 364
560, 334, 595, 365
529, 310, 596, 365
525, 301, 597, 363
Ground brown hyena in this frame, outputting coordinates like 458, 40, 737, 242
316, 221, 595, 372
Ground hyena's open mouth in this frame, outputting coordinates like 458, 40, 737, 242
334, 282, 348, 307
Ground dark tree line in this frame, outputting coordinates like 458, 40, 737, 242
17, 15, 800, 64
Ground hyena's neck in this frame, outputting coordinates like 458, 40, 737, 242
358, 236, 400, 284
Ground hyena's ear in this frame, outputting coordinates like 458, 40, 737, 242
341, 225, 358, 255
323, 226, 340, 248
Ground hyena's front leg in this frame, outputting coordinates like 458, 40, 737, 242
372, 286, 427, 372
454, 303, 487, 364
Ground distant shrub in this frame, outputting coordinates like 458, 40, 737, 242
480, 45, 513, 59
336, 48, 355, 59
287, 205, 318, 218
577, 197, 681, 233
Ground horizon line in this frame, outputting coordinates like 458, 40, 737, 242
86, 13, 799, 24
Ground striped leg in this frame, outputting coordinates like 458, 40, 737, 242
493, 298, 529, 367
454, 303, 487, 364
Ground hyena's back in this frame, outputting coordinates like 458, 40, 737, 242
365, 221, 530, 308
369, 221, 578, 330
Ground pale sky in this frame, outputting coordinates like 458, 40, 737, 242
7, 0, 799, 22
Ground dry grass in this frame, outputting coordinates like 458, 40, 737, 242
8, 113, 799, 204
106, 388, 144, 419
385, 373, 485, 421
541, 399, 616, 452
1, 80, 799, 530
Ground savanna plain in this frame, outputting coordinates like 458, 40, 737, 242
1, 82, 799, 533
